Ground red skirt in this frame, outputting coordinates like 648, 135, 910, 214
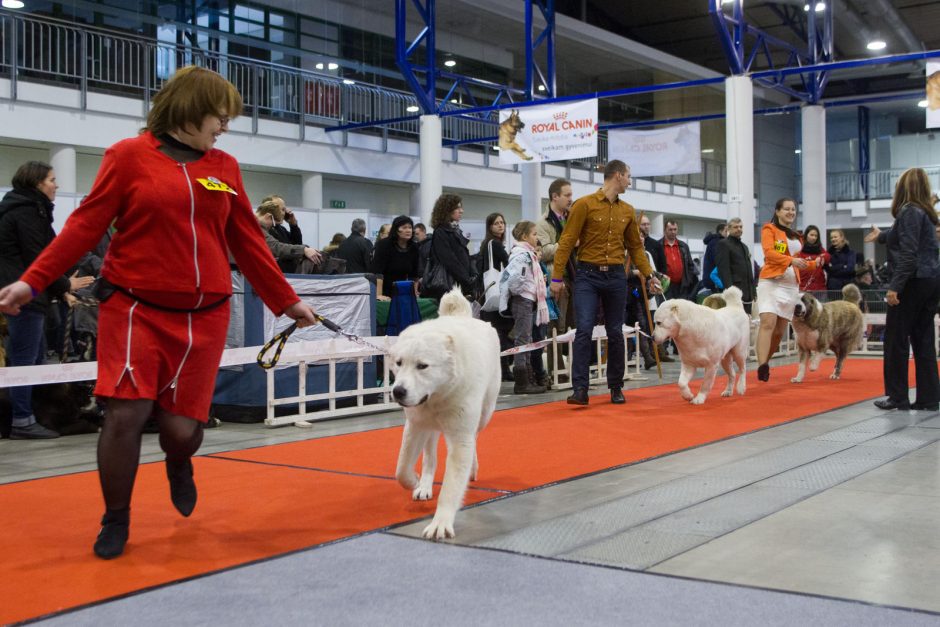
94, 289, 230, 422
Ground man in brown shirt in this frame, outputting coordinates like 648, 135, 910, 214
550, 160, 662, 405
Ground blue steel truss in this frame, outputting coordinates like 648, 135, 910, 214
391, 0, 552, 123
709, 0, 833, 103
526, 0, 555, 99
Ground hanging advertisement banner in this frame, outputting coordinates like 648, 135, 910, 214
497, 99, 598, 164
607, 122, 703, 177
927, 62, 940, 129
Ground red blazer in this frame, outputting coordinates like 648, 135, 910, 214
21, 132, 298, 315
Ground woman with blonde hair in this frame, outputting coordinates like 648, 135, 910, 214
874, 167, 940, 410
754, 198, 817, 381
0, 66, 318, 559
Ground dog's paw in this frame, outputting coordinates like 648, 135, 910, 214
829, 373, 841, 380
412, 484, 434, 501
422, 517, 455, 540
680, 389, 694, 401
721, 389, 733, 397
690, 394, 706, 405
790, 376, 803, 383
397, 472, 418, 491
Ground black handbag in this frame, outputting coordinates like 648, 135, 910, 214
421, 254, 454, 298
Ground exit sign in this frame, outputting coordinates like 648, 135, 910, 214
329, 200, 346, 208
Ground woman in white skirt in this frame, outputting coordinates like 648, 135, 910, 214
755, 198, 818, 381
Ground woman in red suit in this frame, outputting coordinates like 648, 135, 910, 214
0, 66, 318, 559
796, 224, 829, 292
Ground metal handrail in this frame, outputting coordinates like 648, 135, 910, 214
0, 10, 726, 193
798, 166, 940, 202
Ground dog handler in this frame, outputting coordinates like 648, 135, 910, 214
550, 160, 661, 405
754, 198, 816, 382
0, 66, 318, 559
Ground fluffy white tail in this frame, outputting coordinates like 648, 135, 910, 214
721, 285, 744, 309
438, 286, 473, 318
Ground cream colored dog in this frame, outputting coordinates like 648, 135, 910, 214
389, 287, 501, 540
653, 286, 750, 404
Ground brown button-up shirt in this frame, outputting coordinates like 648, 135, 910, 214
551, 188, 652, 280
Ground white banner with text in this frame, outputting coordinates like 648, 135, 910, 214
498, 99, 598, 164
607, 122, 702, 177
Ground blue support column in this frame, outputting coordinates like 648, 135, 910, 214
525, 0, 556, 99
395, 0, 437, 114
858, 106, 870, 199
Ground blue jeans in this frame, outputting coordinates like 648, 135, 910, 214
5, 308, 46, 425
572, 265, 627, 390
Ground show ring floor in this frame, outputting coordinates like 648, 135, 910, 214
2, 357, 940, 625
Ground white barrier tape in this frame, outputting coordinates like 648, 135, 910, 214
0, 334, 400, 388
499, 325, 646, 357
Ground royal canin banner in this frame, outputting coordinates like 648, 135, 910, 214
607, 122, 702, 178
497, 99, 598, 164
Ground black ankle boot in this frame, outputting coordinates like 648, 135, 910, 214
513, 365, 546, 394
166, 458, 197, 517
94, 507, 130, 559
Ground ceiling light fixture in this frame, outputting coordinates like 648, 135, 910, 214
1, 0, 26, 8
406, 105, 420, 113
918, 100, 929, 108
867, 40, 887, 51
444, 59, 456, 68
327, 62, 339, 70
315, 62, 324, 70
701, 148, 714, 153
795, 149, 802, 154
537, 85, 546, 92
343, 79, 355, 85
804, 2, 824, 10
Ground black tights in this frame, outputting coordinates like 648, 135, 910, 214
96, 398, 203, 511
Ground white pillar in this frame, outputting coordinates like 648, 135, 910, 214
49, 144, 77, 225
419, 114, 442, 227
301, 173, 323, 210
725, 76, 756, 250
49, 145, 76, 194
520, 163, 541, 222
651, 214, 665, 240
801, 105, 827, 238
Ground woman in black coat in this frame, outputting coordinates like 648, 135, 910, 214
825, 229, 856, 291
370, 214, 420, 300
420, 193, 476, 299
874, 168, 940, 411
0, 161, 92, 438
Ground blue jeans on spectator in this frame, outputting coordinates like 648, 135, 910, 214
6, 308, 47, 426
572, 264, 627, 391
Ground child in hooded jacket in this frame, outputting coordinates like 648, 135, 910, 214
499, 221, 550, 394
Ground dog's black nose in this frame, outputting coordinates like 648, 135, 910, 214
392, 385, 407, 400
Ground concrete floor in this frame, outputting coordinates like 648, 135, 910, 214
3, 355, 940, 618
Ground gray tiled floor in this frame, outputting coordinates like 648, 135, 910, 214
6, 355, 940, 618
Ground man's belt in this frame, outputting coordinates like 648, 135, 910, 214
577, 261, 621, 272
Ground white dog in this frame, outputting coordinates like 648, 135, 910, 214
652, 286, 750, 404
388, 287, 501, 540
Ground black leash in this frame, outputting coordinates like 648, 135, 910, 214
256, 314, 389, 370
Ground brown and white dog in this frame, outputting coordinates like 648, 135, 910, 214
790, 284, 864, 383
498, 110, 534, 161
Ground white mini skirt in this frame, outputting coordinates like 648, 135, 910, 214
757, 270, 800, 320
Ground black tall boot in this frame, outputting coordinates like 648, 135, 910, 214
640, 337, 656, 370
513, 365, 545, 394
166, 458, 197, 517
